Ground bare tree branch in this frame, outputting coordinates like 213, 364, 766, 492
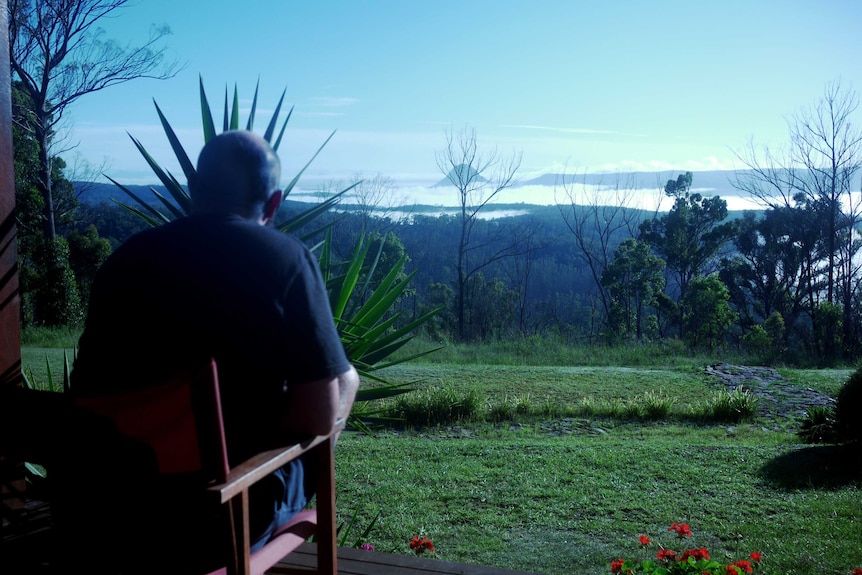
435, 125, 523, 339
8, 0, 183, 240
555, 168, 648, 326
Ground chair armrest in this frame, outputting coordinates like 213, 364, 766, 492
208, 419, 345, 504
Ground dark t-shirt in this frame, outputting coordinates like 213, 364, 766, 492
71, 213, 351, 462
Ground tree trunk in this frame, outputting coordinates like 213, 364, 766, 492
36, 123, 55, 241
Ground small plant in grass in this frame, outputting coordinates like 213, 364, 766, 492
487, 393, 533, 422
579, 396, 599, 417
610, 522, 763, 575
797, 405, 839, 444
692, 387, 758, 422
513, 393, 532, 414
390, 386, 482, 427
487, 399, 516, 423
621, 399, 642, 419
333, 509, 380, 550
580, 396, 634, 419
639, 390, 677, 419
537, 397, 560, 417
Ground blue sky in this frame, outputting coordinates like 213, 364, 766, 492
65, 0, 862, 206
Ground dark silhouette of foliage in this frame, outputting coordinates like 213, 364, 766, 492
836, 368, 862, 445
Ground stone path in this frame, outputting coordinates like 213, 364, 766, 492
704, 363, 836, 420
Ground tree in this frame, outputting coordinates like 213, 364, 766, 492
555, 171, 650, 339
465, 273, 517, 342
503, 217, 548, 336
639, 172, 738, 336
602, 238, 665, 340
681, 274, 736, 350
350, 172, 405, 231
12, 82, 84, 326
719, 208, 816, 351
8, 0, 180, 241
67, 223, 111, 307
435, 126, 523, 340
732, 81, 862, 353
11, 82, 78, 234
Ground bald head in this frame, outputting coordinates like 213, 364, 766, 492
190, 130, 282, 220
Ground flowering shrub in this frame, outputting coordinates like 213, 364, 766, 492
610, 523, 762, 575
409, 535, 435, 556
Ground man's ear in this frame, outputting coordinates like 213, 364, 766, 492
262, 190, 284, 223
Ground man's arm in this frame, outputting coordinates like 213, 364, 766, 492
280, 366, 359, 438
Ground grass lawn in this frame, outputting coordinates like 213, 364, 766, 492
20, 347, 862, 575
335, 426, 860, 575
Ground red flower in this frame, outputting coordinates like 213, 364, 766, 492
680, 547, 710, 561
639, 535, 651, 545
409, 535, 435, 555
852, 569, 862, 575
657, 549, 678, 561
668, 522, 693, 538
611, 558, 625, 573
749, 552, 762, 563
732, 560, 754, 574
726, 565, 741, 575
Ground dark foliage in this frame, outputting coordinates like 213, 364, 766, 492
836, 368, 862, 444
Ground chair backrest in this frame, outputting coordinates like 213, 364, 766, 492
73, 358, 231, 482
62, 359, 339, 575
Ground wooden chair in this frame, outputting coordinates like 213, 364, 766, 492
53, 358, 342, 575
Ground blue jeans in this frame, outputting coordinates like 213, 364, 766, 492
249, 456, 315, 552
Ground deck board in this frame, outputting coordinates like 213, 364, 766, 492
270, 542, 543, 575
2, 502, 544, 575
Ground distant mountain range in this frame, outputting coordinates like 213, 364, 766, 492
516, 169, 743, 193
76, 169, 753, 208
425, 168, 749, 198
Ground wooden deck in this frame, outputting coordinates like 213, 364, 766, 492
2, 501, 543, 575
272, 542, 543, 575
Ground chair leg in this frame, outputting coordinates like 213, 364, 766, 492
227, 490, 252, 575
315, 437, 337, 575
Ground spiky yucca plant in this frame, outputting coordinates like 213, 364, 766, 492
114, 78, 441, 429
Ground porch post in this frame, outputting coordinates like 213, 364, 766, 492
0, 0, 20, 389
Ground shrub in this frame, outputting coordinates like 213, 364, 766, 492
835, 368, 862, 444
742, 324, 771, 359
797, 406, 838, 444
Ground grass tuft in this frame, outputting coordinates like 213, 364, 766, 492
691, 387, 759, 422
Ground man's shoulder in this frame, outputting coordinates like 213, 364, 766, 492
119, 215, 307, 250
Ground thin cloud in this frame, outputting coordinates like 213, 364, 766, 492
299, 111, 346, 117
310, 96, 359, 107
599, 156, 737, 173
502, 124, 620, 135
